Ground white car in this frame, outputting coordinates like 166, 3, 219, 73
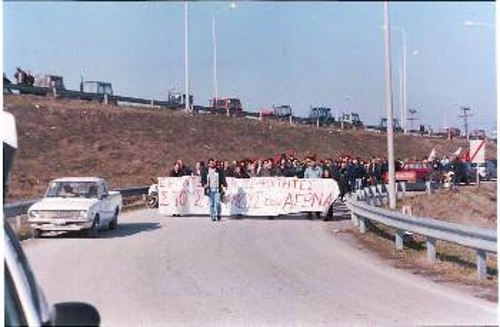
28, 177, 122, 238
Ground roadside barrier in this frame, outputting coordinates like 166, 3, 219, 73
347, 184, 497, 280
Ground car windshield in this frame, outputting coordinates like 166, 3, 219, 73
45, 181, 99, 198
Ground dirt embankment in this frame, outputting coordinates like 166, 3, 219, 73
4, 94, 496, 201
398, 184, 497, 229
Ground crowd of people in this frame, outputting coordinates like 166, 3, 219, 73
165, 152, 474, 221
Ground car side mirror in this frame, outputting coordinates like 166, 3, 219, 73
52, 302, 100, 326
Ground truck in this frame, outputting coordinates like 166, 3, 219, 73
27, 177, 122, 238
338, 112, 363, 129
307, 107, 334, 126
34, 74, 66, 90
365, 118, 401, 133
81, 81, 113, 95
212, 97, 243, 116
258, 105, 292, 122
79, 81, 118, 104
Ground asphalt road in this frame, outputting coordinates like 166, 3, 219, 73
23, 209, 497, 326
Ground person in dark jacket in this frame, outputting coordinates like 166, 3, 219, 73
169, 161, 183, 177
234, 165, 250, 178
323, 169, 334, 221
338, 161, 350, 201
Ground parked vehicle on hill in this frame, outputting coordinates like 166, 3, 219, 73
81, 81, 113, 96
27, 177, 122, 238
212, 97, 243, 116
307, 107, 334, 126
258, 105, 293, 122
338, 112, 363, 129
34, 74, 65, 90
365, 118, 401, 133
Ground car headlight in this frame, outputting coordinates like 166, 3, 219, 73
79, 210, 88, 219
29, 211, 39, 219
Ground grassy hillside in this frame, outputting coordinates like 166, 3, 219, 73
4, 95, 496, 201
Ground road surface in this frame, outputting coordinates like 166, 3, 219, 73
23, 208, 497, 326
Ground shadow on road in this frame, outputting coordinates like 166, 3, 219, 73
36, 222, 161, 239
100, 222, 161, 239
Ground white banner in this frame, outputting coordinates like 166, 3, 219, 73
158, 177, 339, 217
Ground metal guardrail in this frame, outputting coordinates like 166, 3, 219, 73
3, 186, 149, 219
4, 84, 182, 109
347, 185, 497, 280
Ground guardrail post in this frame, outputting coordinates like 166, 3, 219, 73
476, 249, 487, 280
104, 93, 108, 105
395, 229, 404, 250
426, 181, 431, 194
150, 99, 154, 107
358, 216, 366, 233
426, 237, 436, 263
351, 212, 359, 226
400, 182, 406, 198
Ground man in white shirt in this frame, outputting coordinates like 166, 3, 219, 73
202, 158, 227, 221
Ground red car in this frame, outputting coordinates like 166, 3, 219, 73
385, 161, 440, 183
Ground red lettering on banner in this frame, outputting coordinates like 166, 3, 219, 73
193, 189, 203, 206
312, 192, 323, 206
176, 191, 187, 207
248, 191, 263, 208
323, 193, 334, 208
159, 190, 170, 206
283, 193, 294, 207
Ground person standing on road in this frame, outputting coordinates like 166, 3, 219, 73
202, 158, 227, 222
304, 157, 323, 219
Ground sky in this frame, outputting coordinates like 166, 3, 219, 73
3, 1, 496, 134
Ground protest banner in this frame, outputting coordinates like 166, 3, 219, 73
158, 176, 340, 217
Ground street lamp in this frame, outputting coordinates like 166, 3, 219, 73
184, 1, 190, 113
390, 26, 407, 134
212, 2, 237, 117
383, 2, 396, 210
463, 20, 495, 29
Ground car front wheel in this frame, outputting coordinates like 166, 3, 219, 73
86, 218, 99, 238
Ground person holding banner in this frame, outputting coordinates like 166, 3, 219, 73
202, 158, 227, 222
304, 157, 323, 219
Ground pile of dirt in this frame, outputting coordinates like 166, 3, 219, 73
4, 94, 496, 201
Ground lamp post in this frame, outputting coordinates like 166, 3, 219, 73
463, 20, 495, 29
383, 2, 396, 210
391, 26, 407, 134
184, 1, 190, 113
212, 2, 236, 117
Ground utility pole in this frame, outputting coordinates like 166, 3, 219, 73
459, 106, 472, 140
